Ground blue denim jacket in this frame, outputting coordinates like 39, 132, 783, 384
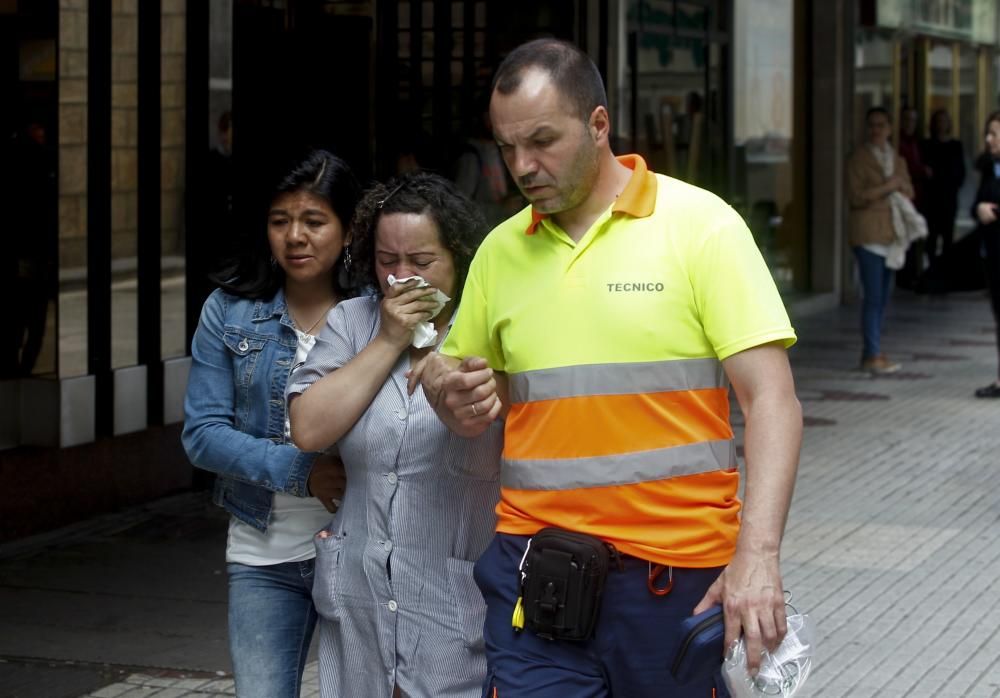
182, 288, 318, 531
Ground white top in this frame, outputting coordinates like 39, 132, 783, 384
226, 328, 332, 565
862, 243, 889, 257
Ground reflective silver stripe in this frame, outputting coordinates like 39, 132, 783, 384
501, 439, 736, 490
508, 359, 726, 404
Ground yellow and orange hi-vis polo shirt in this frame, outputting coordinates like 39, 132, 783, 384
441, 154, 796, 568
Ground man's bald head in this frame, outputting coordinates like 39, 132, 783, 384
491, 39, 607, 124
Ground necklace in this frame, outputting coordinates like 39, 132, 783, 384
289, 299, 336, 336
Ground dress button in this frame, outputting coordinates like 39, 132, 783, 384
383, 540, 393, 552
396, 410, 407, 421
386, 472, 398, 485
387, 600, 398, 612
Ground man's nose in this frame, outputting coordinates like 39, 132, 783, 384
511, 147, 536, 179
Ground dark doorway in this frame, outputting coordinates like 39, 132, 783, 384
0, 1, 59, 380
231, 1, 373, 244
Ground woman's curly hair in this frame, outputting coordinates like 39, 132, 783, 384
348, 171, 488, 303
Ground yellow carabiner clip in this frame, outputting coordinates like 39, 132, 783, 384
511, 595, 525, 631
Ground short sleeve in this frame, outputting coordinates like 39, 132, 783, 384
440, 252, 506, 370
689, 207, 796, 360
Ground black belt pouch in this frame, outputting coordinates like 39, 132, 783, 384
521, 527, 615, 641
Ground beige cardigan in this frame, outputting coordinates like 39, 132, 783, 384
846, 145, 915, 247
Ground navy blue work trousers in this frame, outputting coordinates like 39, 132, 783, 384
474, 532, 731, 698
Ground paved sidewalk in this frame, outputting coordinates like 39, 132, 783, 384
778, 291, 1000, 697
75, 663, 320, 698
1, 290, 999, 698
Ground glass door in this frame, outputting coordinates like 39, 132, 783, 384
911, 37, 985, 229
731, 0, 805, 293
627, 0, 728, 193
925, 39, 955, 123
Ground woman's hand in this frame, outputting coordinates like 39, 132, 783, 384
977, 202, 999, 225
377, 280, 442, 349
308, 454, 346, 513
866, 175, 901, 203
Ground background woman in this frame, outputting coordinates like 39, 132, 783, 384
972, 112, 1000, 398
183, 150, 361, 697
287, 172, 501, 698
847, 106, 915, 374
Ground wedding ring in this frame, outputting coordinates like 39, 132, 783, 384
471, 403, 478, 416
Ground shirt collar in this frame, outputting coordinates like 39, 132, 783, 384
524, 154, 658, 235
251, 287, 288, 322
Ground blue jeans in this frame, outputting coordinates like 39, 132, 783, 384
228, 560, 318, 698
853, 247, 895, 360
475, 533, 729, 697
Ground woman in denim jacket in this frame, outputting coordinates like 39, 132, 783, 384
182, 150, 361, 698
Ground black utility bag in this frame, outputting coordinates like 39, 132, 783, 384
520, 528, 619, 641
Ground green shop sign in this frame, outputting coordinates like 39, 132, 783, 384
877, 0, 997, 44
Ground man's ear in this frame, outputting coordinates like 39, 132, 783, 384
589, 105, 611, 143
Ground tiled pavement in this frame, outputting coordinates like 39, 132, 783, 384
778, 292, 1000, 697
4, 290, 999, 698
76, 662, 319, 698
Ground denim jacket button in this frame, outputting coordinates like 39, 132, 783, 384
238, 339, 249, 353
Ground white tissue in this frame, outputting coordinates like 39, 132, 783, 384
387, 274, 451, 348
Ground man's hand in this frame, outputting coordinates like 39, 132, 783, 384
407, 354, 502, 436
977, 201, 998, 225
307, 454, 346, 513
693, 548, 786, 677
406, 351, 458, 402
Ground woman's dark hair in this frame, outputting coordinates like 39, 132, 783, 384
930, 109, 950, 135
866, 106, 891, 123
348, 171, 488, 304
214, 149, 362, 299
985, 110, 1000, 134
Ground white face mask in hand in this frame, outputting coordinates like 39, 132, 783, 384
722, 613, 815, 698
387, 274, 451, 349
